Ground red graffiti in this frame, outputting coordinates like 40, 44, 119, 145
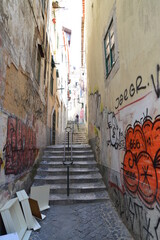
123, 116, 160, 207
137, 152, 157, 205
123, 150, 139, 194
3, 116, 37, 175
142, 117, 160, 160
126, 124, 146, 157
154, 149, 160, 205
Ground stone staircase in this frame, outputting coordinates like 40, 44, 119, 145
33, 124, 109, 204
72, 123, 88, 144
60, 123, 88, 145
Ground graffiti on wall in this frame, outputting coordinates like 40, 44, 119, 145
115, 64, 160, 110
110, 178, 160, 240
151, 64, 160, 98
107, 112, 125, 150
115, 75, 147, 110
122, 115, 160, 208
3, 116, 37, 175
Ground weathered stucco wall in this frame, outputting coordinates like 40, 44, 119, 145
0, 0, 48, 209
86, 0, 160, 239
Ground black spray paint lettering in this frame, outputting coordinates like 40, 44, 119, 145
110, 182, 160, 239
155, 217, 160, 240
115, 76, 146, 109
151, 64, 160, 98
143, 216, 153, 239
107, 112, 125, 149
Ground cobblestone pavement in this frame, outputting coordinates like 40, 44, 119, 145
30, 201, 134, 240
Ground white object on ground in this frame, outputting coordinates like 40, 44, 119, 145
0, 198, 32, 240
30, 185, 50, 211
16, 190, 41, 231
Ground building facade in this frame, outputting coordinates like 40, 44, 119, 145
0, 0, 60, 208
52, 1, 72, 141
85, 0, 160, 239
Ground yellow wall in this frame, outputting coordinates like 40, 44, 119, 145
86, 0, 160, 238
0, 0, 53, 208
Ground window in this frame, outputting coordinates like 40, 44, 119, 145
104, 20, 115, 77
41, 0, 45, 15
56, 69, 59, 78
50, 56, 55, 95
36, 44, 44, 85
36, 49, 41, 85
50, 73, 54, 95
104, 3, 119, 81
44, 35, 48, 83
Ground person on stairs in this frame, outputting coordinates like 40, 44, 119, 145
75, 114, 79, 131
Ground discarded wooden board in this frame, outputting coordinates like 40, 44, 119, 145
16, 190, 41, 231
28, 198, 46, 220
0, 198, 31, 240
30, 185, 50, 211
0, 232, 19, 240
0, 214, 6, 235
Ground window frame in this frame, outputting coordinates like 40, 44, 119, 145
50, 56, 55, 96
104, 19, 115, 77
103, 3, 119, 82
50, 72, 54, 95
41, 0, 45, 16
36, 48, 41, 85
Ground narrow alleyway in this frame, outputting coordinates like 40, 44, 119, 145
30, 202, 133, 240
29, 123, 133, 240
2, 0, 160, 239
33, 124, 108, 204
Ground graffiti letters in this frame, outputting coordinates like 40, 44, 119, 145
3, 116, 37, 175
151, 64, 160, 98
122, 115, 160, 208
110, 180, 160, 239
155, 218, 160, 240
115, 76, 147, 110
107, 112, 125, 149
115, 64, 160, 110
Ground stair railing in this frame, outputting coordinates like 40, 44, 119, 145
63, 125, 73, 196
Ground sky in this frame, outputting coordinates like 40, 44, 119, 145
59, 0, 82, 68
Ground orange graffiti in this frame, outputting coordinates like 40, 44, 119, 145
126, 124, 146, 157
123, 116, 160, 207
123, 150, 139, 193
154, 149, 160, 205
137, 152, 157, 205
142, 117, 160, 160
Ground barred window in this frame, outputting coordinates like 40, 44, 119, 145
104, 20, 115, 77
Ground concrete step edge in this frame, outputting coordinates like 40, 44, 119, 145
35, 173, 102, 180
37, 167, 99, 172
49, 191, 109, 203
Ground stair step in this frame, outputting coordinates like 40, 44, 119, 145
34, 173, 102, 184
51, 182, 106, 194
46, 144, 91, 151
37, 167, 99, 175
44, 150, 93, 156
42, 155, 94, 161
39, 161, 97, 168
49, 191, 109, 204
33, 182, 106, 194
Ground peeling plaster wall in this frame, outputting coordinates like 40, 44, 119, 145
86, 0, 160, 239
0, 0, 49, 210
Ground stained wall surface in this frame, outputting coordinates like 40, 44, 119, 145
86, 0, 160, 239
0, 0, 49, 208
